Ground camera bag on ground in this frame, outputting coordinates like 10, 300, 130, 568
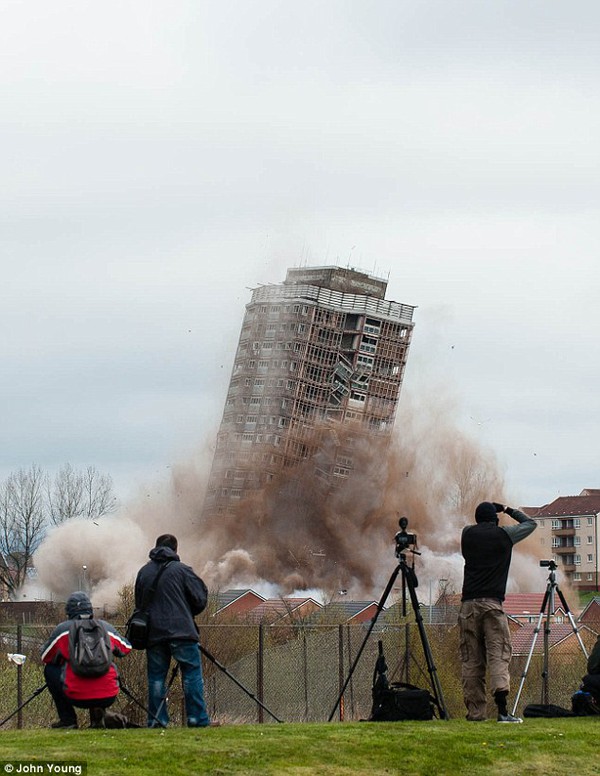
69, 618, 113, 678
368, 641, 435, 721
370, 681, 435, 721
523, 703, 575, 718
126, 560, 172, 650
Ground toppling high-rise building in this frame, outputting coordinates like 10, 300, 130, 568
203, 266, 416, 521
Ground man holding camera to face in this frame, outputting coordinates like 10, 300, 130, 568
459, 501, 537, 723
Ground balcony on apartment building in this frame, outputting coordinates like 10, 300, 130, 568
553, 542, 577, 554
554, 520, 577, 537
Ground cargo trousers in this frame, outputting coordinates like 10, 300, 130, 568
458, 598, 512, 721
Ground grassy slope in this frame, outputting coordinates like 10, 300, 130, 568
1, 719, 599, 776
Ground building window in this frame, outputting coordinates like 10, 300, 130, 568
551, 519, 561, 529
574, 518, 581, 528
575, 555, 581, 565
587, 573, 594, 581
357, 354, 374, 368
552, 537, 560, 548
588, 536, 594, 544
575, 536, 581, 546
588, 517, 594, 526
588, 554, 594, 563
574, 573, 581, 581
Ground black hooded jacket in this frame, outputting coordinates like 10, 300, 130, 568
461, 508, 536, 602
134, 546, 208, 645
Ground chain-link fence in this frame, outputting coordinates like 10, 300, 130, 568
0, 620, 596, 729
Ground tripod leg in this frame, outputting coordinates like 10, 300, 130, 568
153, 664, 180, 726
556, 586, 589, 659
0, 684, 47, 729
511, 587, 550, 716
119, 682, 167, 729
402, 559, 449, 720
199, 644, 283, 723
328, 564, 401, 722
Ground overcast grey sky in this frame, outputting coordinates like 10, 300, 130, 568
2, 0, 599, 511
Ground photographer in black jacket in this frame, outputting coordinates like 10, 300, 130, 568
459, 501, 537, 723
134, 534, 211, 727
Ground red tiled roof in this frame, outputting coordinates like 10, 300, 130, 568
511, 623, 581, 654
245, 597, 321, 623
579, 598, 600, 621
441, 593, 567, 618
503, 593, 554, 617
534, 495, 600, 517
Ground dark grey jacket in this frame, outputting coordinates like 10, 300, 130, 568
134, 546, 208, 645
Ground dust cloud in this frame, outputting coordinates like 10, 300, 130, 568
33, 384, 544, 609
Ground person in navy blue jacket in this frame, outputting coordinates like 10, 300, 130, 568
134, 534, 211, 727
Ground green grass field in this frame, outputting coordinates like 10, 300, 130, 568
1, 718, 599, 776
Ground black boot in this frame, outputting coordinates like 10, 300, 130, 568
89, 708, 106, 729
50, 718, 78, 729
494, 690, 522, 723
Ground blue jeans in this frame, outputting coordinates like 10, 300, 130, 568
146, 640, 210, 727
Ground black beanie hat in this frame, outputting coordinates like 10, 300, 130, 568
475, 502, 499, 524
65, 591, 93, 619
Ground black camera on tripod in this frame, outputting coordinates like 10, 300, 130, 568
395, 517, 417, 556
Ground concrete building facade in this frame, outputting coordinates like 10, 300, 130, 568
202, 265, 415, 521
532, 490, 600, 592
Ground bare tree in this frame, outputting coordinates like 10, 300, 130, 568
0, 465, 48, 599
47, 463, 116, 525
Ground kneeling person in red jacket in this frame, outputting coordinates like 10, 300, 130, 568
41, 591, 132, 729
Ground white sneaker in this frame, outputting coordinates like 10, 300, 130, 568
497, 713, 523, 723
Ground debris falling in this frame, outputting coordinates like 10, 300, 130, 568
33, 384, 545, 607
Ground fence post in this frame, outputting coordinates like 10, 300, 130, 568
404, 622, 410, 684
17, 624, 23, 729
346, 624, 355, 719
337, 625, 344, 721
257, 624, 264, 724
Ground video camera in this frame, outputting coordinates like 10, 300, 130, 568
540, 559, 557, 570
395, 517, 417, 556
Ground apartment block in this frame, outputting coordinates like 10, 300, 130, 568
533, 489, 600, 592
202, 265, 415, 521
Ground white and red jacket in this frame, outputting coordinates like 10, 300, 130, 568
41, 618, 132, 702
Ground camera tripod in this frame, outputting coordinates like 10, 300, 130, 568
0, 642, 283, 729
0, 677, 164, 729
328, 519, 449, 721
154, 643, 283, 724
511, 560, 589, 715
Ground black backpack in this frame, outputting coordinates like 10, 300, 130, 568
572, 690, 600, 716
69, 618, 113, 678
